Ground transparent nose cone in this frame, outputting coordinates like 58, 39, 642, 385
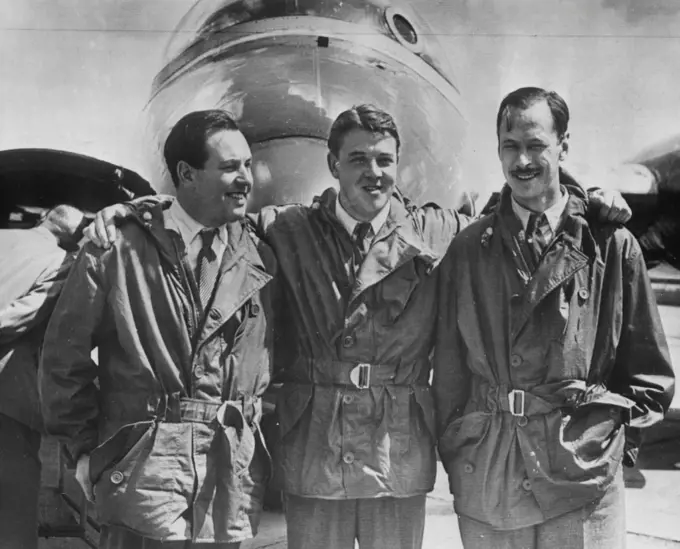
145, 0, 468, 210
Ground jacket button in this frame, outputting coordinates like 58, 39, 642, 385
142, 211, 153, 222
343, 394, 354, 404
522, 478, 532, 491
343, 452, 355, 464
510, 354, 523, 367
209, 309, 221, 320
194, 366, 204, 378
463, 462, 474, 474
578, 288, 589, 300
251, 303, 260, 316
110, 471, 124, 485
342, 335, 354, 348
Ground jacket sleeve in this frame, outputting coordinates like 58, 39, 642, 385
609, 234, 675, 465
128, 194, 172, 212
417, 204, 473, 258
39, 244, 108, 461
432, 243, 471, 463
0, 253, 73, 345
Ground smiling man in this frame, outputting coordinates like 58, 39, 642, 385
39, 110, 278, 549
83, 104, 632, 549
433, 87, 675, 549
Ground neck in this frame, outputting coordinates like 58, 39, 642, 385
512, 183, 561, 214
338, 191, 379, 223
176, 192, 217, 228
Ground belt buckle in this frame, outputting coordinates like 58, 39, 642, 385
350, 363, 371, 389
508, 389, 525, 417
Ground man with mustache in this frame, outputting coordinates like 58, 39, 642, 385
433, 87, 675, 548
39, 110, 278, 548
84, 104, 629, 549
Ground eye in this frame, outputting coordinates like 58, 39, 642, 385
377, 157, 394, 168
502, 143, 518, 150
529, 144, 547, 152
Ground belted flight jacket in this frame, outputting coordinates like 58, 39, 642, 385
39, 201, 277, 543
433, 184, 675, 530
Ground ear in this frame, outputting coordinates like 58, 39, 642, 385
559, 133, 570, 162
327, 152, 340, 179
176, 160, 194, 186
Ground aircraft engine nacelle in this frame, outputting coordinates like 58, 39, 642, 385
146, 0, 468, 211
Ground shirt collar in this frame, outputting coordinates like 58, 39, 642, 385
511, 186, 569, 233
335, 194, 391, 237
166, 199, 227, 247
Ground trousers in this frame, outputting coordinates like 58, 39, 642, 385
0, 413, 42, 549
285, 494, 427, 549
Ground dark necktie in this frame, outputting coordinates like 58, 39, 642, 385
351, 222, 372, 276
526, 213, 549, 264
196, 228, 219, 309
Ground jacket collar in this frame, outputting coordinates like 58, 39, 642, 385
314, 187, 428, 302
492, 178, 602, 341
132, 199, 267, 279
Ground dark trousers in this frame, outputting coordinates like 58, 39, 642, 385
458, 467, 626, 549
100, 526, 241, 549
0, 413, 41, 549
285, 494, 427, 549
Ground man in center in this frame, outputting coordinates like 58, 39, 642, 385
86, 104, 629, 549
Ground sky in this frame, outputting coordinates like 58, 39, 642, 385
1, 0, 679, 197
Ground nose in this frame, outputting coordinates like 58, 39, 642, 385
237, 165, 254, 186
364, 159, 382, 179
516, 150, 531, 168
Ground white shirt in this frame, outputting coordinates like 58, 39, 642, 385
335, 194, 391, 242
163, 200, 228, 272
511, 188, 569, 243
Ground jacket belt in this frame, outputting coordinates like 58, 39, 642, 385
155, 393, 262, 425
480, 380, 635, 418
286, 358, 430, 388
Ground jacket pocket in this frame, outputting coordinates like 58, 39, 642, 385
550, 403, 627, 488
277, 383, 313, 440
438, 411, 489, 466
93, 422, 191, 539
560, 404, 626, 463
89, 420, 155, 485
216, 400, 257, 477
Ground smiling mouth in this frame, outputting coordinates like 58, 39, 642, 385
226, 192, 249, 200
512, 170, 540, 181
363, 185, 385, 193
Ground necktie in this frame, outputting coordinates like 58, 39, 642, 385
351, 222, 372, 276
196, 228, 219, 309
526, 213, 549, 264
